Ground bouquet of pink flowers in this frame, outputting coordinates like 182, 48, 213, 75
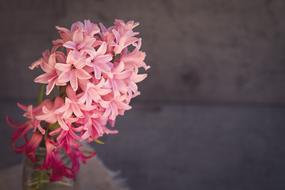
7, 19, 149, 181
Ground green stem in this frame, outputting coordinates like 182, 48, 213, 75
59, 86, 66, 98
37, 85, 45, 105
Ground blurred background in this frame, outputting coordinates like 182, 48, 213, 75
1, 0, 285, 189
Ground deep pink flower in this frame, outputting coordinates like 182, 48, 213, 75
42, 138, 74, 181
7, 116, 43, 162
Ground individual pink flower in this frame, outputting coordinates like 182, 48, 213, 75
87, 42, 113, 79
63, 29, 96, 54
50, 122, 82, 153
78, 78, 111, 107
7, 116, 43, 162
106, 61, 132, 96
16, 102, 48, 134
77, 111, 118, 141
56, 51, 92, 91
56, 85, 91, 118
63, 20, 100, 56
82, 20, 100, 37
120, 39, 150, 70
101, 94, 132, 121
31, 51, 66, 95
114, 19, 140, 32
98, 23, 117, 53
55, 26, 72, 44
112, 19, 140, 54
36, 97, 70, 130
42, 138, 74, 181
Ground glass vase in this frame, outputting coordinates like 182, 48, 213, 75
22, 148, 78, 190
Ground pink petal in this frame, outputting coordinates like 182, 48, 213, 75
94, 66, 102, 79
58, 118, 69, 131
116, 100, 132, 110
113, 61, 125, 73
55, 63, 71, 72
76, 69, 91, 80
96, 42, 107, 55
115, 71, 132, 80
63, 41, 76, 49
71, 104, 83, 118
66, 85, 77, 99
133, 74, 147, 83
29, 58, 42, 70
46, 78, 56, 95
54, 97, 64, 108
95, 54, 112, 64
70, 72, 78, 91
73, 29, 84, 44
58, 72, 71, 84
34, 73, 50, 84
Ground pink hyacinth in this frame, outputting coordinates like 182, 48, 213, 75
7, 19, 149, 181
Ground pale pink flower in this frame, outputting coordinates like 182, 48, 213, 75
120, 39, 150, 70
56, 85, 91, 118
87, 42, 113, 79
63, 20, 100, 55
83, 20, 100, 37
63, 29, 96, 54
56, 51, 92, 91
98, 25, 116, 53
78, 111, 118, 141
106, 61, 132, 96
36, 97, 71, 130
114, 19, 140, 32
101, 94, 132, 121
78, 79, 111, 107
31, 51, 66, 95
55, 26, 72, 43
112, 30, 139, 54
112, 19, 140, 54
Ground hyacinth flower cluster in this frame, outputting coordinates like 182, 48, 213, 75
7, 19, 149, 181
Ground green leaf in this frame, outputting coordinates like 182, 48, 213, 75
94, 139, 104, 144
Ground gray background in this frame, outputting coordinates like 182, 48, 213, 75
1, 0, 285, 190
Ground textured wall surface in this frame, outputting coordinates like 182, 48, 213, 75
1, 1, 285, 190
1, 0, 285, 104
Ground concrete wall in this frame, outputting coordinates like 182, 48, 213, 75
1, 0, 285, 104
